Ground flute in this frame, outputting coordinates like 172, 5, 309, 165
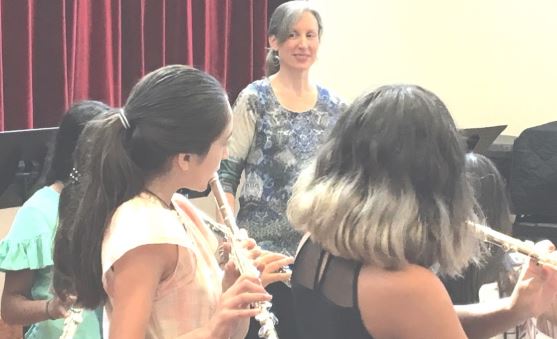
59, 306, 84, 339
209, 174, 279, 339
468, 221, 557, 268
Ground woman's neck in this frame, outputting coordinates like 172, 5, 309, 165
272, 68, 313, 95
270, 69, 317, 112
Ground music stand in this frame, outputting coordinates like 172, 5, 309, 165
0, 127, 58, 208
460, 125, 507, 154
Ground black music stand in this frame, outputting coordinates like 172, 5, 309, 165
0, 127, 58, 208
460, 125, 507, 154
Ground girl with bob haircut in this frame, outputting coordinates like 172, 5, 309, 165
52, 65, 274, 339
288, 85, 557, 338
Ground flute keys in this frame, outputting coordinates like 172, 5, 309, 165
258, 324, 279, 339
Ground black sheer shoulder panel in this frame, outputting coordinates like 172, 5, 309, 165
291, 238, 373, 339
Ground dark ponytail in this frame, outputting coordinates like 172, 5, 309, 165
58, 114, 144, 307
43, 101, 109, 300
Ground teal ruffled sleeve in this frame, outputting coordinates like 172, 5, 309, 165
0, 232, 54, 271
0, 187, 59, 271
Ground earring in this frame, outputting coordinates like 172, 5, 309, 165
273, 50, 280, 65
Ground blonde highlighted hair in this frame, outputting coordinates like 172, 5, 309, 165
288, 85, 483, 276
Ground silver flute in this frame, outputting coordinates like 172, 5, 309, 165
468, 221, 557, 268
59, 306, 84, 339
209, 174, 279, 339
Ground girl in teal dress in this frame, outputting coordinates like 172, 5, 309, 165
0, 101, 108, 339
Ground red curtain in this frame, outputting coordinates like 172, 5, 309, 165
0, 0, 284, 131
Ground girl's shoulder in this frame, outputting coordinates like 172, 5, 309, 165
359, 263, 443, 297
2, 186, 59, 238
104, 194, 192, 254
358, 264, 465, 338
0, 187, 60, 270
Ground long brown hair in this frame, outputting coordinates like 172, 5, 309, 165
53, 65, 230, 308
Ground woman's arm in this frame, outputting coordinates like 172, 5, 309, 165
218, 89, 258, 202
359, 264, 467, 339
225, 192, 237, 214
1, 270, 70, 325
455, 298, 521, 339
456, 245, 557, 339
0, 193, 70, 325
2, 269, 45, 325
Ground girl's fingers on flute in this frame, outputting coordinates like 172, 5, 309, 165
61, 294, 77, 307
264, 256, 294, 272
246, 246, 262, 260
225, 276, 265, 293
258, 254, 293, 286
256, 252, 294, 272
223, 260, 237, 275
222, 260, 243, 291
262, 272, 292, 287
221, 241, 231, 254
257, 251, 292, 265
220, 277, 271, 308
243, 237, 257, 250
258, 251, 289, 262
254, 261, 266, 273
224, 292, 272, 310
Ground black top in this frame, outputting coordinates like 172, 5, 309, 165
291, 238, 373, 339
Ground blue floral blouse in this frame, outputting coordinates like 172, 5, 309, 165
219, 78, 345, 254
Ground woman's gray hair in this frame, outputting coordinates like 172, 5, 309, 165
265, 1, 323, 76
287, 85, 485, 277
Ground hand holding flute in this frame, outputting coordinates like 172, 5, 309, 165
59, 307, 83, 339
171, 194, 272, 339
471, 221, 557, 319
209, 174, 281, 339
509, 240, 557, 320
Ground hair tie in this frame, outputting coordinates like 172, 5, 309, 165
69, 167, 80, 184
117, 108, 131, 129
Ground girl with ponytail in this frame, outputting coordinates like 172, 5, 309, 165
53, 65, 271, 339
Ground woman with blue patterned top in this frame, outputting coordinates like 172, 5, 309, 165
219, 2, 344, 338
219, 1, 345, 256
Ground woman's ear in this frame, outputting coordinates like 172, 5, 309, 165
176, 153, 191, 172
269, 35, 278, 51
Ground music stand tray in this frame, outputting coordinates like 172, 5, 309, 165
0, 127, 58, 208
460, 125, 507, 154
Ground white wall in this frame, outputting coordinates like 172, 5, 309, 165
312, 0, 557, 136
